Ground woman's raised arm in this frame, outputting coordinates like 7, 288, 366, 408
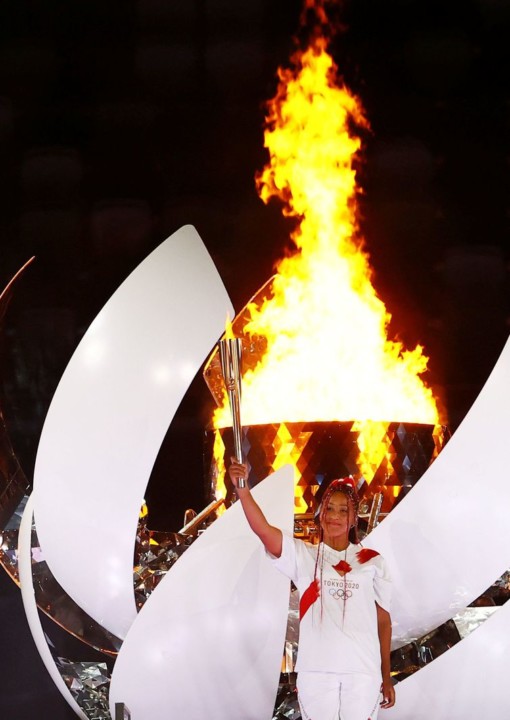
228, 459, 283, 558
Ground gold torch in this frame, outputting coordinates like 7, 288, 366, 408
218, 333, 245, 488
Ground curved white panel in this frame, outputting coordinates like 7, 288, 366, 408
18, 494, 87, 720
385, 602, 510, 720
109, 465, 295, 720
33, 225, 234, 639
366, 335, 510, 643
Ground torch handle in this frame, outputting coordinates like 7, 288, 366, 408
229, 390, 245, 488
219, 337, 245, 489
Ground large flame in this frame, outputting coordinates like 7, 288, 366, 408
213, 34, 440, 430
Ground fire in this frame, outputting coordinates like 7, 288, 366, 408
213, 34, 440, 431
224, 312, 235, 340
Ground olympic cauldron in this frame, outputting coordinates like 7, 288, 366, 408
203, 295, 450, 528
205, 418, 449, 522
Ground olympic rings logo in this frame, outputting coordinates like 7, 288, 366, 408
329, 587, 352, 600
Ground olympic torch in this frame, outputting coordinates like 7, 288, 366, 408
218, 334, 245, 488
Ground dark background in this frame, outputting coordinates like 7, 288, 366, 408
0, 0, 509, 717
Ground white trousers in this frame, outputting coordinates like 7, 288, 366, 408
297, 671, 382, 720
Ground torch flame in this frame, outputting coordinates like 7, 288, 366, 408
213, 29, 441, 430
224, 312, 235, 340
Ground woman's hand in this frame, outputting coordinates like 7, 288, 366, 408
228, 458, 248, 489
376, 604, 394, 708
380, 676, 396, 709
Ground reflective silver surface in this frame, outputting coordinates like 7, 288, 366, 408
134, 515, 193, 611
0, 259, 33, 529
56, 658, 111, 720
1, 496, 123, 655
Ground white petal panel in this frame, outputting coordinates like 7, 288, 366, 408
32, 225, 234, 639
366, 335, 510, 643
109, 465, 295, 720
18, 494, 88, 720
384, 602, 510, 720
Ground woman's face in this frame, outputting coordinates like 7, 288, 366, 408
320, 491, 354, 541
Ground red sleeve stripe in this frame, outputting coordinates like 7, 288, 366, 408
356, 548, 380, 563
299, 579, 320, 619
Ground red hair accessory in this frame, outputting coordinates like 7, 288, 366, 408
330, 476, 358, 493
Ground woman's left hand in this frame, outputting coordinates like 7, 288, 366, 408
380, 677, 395, 709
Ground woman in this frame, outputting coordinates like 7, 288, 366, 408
228, 459, 395, 720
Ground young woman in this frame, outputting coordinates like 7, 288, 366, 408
228, 459, 395, 720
